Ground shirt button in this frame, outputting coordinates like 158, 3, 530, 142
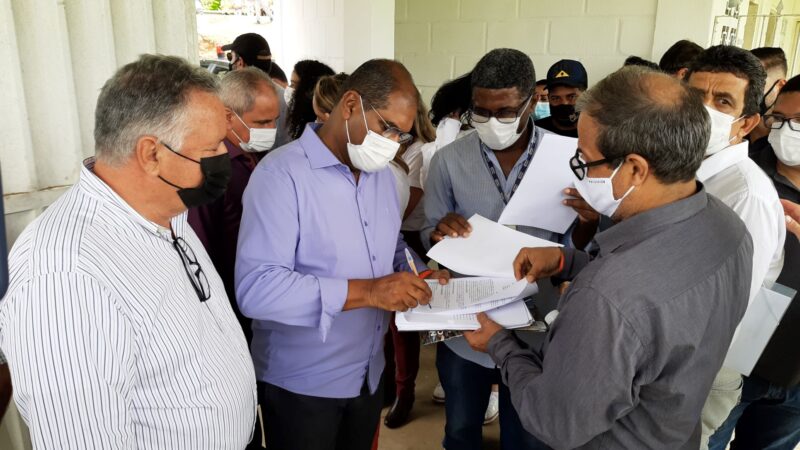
372, 255, 377, 261
364, 220, 368, 226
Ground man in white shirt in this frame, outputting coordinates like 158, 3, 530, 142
686, 45, 786, 449
0, 54, 256, 449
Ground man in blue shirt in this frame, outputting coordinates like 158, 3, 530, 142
423, 48, 599, 450
236, 59, 448, 450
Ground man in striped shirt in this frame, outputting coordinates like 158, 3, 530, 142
0, 55, 257, 449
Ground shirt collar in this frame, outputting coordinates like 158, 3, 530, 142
79, 157, 187, 241
754, 146, 799, 194
696, 141, 750, 182
300, 123, 346, 170
595, 183, 709, 256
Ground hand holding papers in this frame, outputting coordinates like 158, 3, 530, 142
396, 215, 559, 331
498, 134, 579, 233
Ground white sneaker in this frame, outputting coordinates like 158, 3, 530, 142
432, 383, 446, 403
483, 391, 499, 425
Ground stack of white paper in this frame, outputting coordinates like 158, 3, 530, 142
396, 215, 560, 331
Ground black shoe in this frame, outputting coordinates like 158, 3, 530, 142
384, 396, 414, 429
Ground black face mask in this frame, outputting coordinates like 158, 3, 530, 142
550, 104, 579, 127
760, 79, 781, 116
159, 143, 232, 208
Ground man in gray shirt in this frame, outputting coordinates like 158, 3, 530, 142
465, 67, 753, 448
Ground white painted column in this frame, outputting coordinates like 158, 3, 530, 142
64, 0, 119, 159
152, 0, 200, 63
110, 0, 157, 66
10, 0, 83, 188
0, 0, 37, 196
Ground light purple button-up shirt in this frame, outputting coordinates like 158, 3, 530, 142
235, 123, 422, 399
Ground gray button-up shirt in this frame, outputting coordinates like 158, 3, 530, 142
488, 186, 752, 449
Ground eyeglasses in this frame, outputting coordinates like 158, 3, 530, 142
763, 114, 800, 131
172, 236, 211, 302
469, 95, 533, 124
569, 147, 610, 180
364, 100, 414, 145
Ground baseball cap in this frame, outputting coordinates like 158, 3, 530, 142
546, 60, 588, 90
222, 33, 272, 70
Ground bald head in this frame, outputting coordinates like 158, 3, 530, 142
341, 59, 417, 110
577, 66, 709, 183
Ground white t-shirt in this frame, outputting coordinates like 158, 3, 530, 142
390, 161, 411, 218
401, 141, 425, 230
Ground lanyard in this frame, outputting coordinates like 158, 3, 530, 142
480, 131, 538, 205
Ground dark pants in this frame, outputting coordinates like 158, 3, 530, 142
709, 374, 800, 450
436, 343, 551, 450
259, 380, 383, 450
384, 315, 421, 400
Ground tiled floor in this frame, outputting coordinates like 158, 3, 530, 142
378, 345, 501, 450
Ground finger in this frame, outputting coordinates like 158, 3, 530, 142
402, 295, 419, 310
443, 219, 471, 237
513, 250, 530, 281
781, 199, 800, 221
563, 187, 583, 199
563, 198, 591, 210
431, 230, 444, 242
476, 312, 492, 328
408, 285, 431, 304
785, 214, 800, 240
437, 222, 459, 238
453, 214, 472, 233
436, 270, 451, 284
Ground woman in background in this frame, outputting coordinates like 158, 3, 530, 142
285, 60, 334, 139
312, 73, 349, 123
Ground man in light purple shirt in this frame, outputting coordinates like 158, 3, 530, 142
235, 59, 448, 450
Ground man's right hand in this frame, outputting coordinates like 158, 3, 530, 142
430, 213, 472, 243
513, 247, 564, 283
368, 272, 433, 312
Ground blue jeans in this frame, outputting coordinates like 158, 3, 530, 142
708, 374, 800, 450
436, 342, 550, 450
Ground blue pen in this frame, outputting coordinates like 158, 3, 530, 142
405, 248, 432, 309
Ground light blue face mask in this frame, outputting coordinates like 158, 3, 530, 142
534, 101, 550, 120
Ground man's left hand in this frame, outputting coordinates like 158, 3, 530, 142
464, 312, 504, 353
423, 269, 451, 285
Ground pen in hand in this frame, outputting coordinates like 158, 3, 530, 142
405, 248, 432, 309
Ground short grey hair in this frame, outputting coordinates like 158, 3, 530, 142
219, 67, 278, 116
94, 54, 219, 166
576, 66, 709, 183
471, 49, 535, 98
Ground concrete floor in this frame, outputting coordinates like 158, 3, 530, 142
378, 345, 501, 450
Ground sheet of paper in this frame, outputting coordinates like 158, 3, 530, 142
396, 300, 533, 331
415, 278, 538, 315
723, 284, 795, 375
498, 133, 579, 233
427, 214, 561, 278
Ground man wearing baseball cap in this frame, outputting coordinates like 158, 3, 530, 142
534, 59, 588, 138
223, 33, 290, 147
223, 32, 273, 73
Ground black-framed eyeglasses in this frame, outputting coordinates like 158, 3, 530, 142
172, 236, 211, 302
569, 147, 610, 180
363, 99, 414, 145
763, 114, 800, 131
469, 95, 533, 124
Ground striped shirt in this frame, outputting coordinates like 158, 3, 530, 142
0, 158, 256, 449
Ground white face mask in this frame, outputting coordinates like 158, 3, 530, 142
769, 124, 800, 166
705, 105, 743, 156
233, 113, 277, 153
573, 163, 635, 218
283, 86, 295, 105
471, 97, 532, 151
345, 96, 401, 172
